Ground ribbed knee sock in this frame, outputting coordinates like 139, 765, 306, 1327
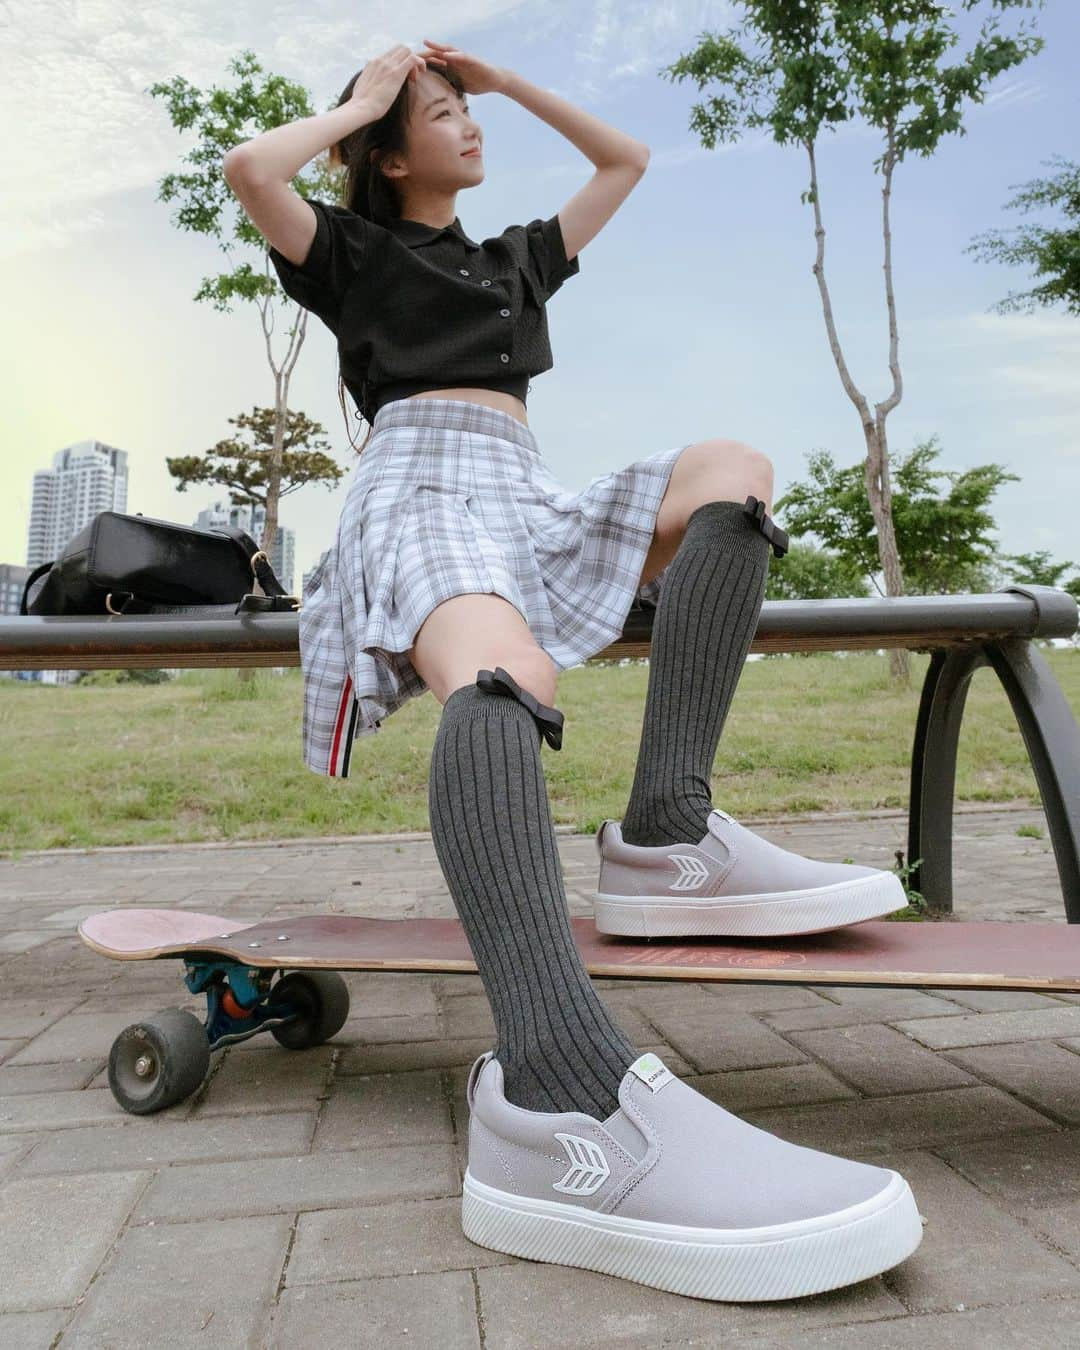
620, 499, 771, 848
428, 680, 638, 1118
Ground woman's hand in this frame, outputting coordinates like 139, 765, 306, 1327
419, 38, 508, 96
349, 44, 429, 120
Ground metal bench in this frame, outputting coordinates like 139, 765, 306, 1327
2, 583, 1077, 920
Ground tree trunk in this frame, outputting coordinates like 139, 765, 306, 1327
805, 136, 909, 682
239, 288, 306, 687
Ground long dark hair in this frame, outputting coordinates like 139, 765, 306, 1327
327, 62, 468, 457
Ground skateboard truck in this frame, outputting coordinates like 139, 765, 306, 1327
743, 495, 789, 558
476, 665, 564, 750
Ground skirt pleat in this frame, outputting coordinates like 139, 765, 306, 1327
299, 397, 689, 777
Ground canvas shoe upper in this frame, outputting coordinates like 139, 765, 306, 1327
461, 1048, 923, 1301
593, 807, 906, 936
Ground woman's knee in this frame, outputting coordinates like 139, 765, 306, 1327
408, 592, 559, 708
677, 439, 774, 512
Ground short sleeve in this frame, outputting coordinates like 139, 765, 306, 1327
267, 199, 371, 331
504, 212, 580, 302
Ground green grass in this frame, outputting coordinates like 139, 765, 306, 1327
0, 648, 1075, 856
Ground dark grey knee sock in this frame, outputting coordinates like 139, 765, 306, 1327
620, 499, 772, 848
428, 680, 638, 1119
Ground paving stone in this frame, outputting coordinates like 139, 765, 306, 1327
314, 1070, 453, 1150
784, 1024, 977, 1096
271, 1271, 480, 1349
699, 983, 834, 1013
5, 1010, 166, 1066
937, 988, 1071, 1013
135, 1143, 459, 1222
642, 1008, 808, 1073
191, 1045, 334, 1118
0, 1061, 99, 1096
345, 972, 439, 1019
337, 1013, 443, 1045
0, 998, 82, 1041
938, 1127, 1080, 1211
0, 1135, 33, 1181
21, 1112, 314, 1175
0, 1170, 148, 1313
744, 1086, 1054, 1155
896, 1005, 1080, 1050
439, 995, 497, 1040
475, 1256, 904, 1347
287, 1196, 512, 1283
762, 988, 961, 1032
872, 1149, 1078, 1312
338, 1037, 494, 1076
0, 1087, 129, 1133
0, 929, 56, 952
0, 1309, 69, 1348
60, 1214, 291, 1348
741, 1298, 1080, 1348
685, 1062, 859, 1113
943, 1041, 1080, 1125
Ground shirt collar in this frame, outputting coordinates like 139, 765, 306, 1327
386, 214, 481, 251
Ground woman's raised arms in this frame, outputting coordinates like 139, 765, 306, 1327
223, 167, 319, 270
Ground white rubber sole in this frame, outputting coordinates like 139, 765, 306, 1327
593, 870, 907, 938
462, 1167, 922, 1301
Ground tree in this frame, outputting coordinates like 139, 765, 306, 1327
167, 407, 346, 560
764, 541, 871, 600
148, 51, 344, 564
1000, 549, 1080, 607
775, 436, 1019, 595
662, 0, 1044, 680
966, 155, 1080, 315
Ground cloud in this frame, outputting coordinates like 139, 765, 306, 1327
0, 0, 527, 256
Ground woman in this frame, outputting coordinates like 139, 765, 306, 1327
223, 39, 921, 1302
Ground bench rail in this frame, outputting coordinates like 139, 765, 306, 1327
2, 584, 1077, 922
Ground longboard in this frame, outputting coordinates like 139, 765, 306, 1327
78, 907, 1080, 1115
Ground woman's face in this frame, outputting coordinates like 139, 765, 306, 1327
398, 68, 484, 192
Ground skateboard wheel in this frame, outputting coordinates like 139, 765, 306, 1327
267, 971, 350, 1049
108, 1008, 211, 1115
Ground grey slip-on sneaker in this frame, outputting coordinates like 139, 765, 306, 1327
594, 808, 907, 937
461, 1049, 923, 1302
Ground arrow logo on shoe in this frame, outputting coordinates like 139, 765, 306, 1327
668, 854, 709, 891
552, 1133, 610, 1196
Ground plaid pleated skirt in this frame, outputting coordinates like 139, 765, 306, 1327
299, 397, 689, 777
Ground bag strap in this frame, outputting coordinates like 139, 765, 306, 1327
19, 561, 55, 615
213, 527, 291, 598
107, 591, 300, 616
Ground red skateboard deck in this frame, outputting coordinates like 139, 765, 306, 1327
78, 907, 1080, 1114
80, 907, 1080, 992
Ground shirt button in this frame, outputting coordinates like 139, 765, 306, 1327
459, 268, 470, 276
481, 279, 492, 286
500, 308, 511, 317
499, 353, 510, 363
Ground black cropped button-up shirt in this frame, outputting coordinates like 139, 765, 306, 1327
268, 201, 580, 424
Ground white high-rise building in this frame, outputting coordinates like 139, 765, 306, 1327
194, 500, 295, 595
26, 440, 129, 567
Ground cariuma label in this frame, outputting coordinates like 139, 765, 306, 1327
629, 1052, 674, 1094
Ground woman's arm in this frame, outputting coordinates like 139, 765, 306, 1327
498, 69, 648, 171
223, 101, 379, 186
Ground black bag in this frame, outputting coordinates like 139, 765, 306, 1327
20, 510, 300, 618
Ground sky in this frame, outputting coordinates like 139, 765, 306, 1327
3, 0, 1078, 590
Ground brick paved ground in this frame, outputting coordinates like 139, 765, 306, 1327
1, 804, 1078, 1347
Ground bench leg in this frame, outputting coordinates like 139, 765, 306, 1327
984, 638, 1080, 923
908, 639, 1080, 922
907, 646, 987, 916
